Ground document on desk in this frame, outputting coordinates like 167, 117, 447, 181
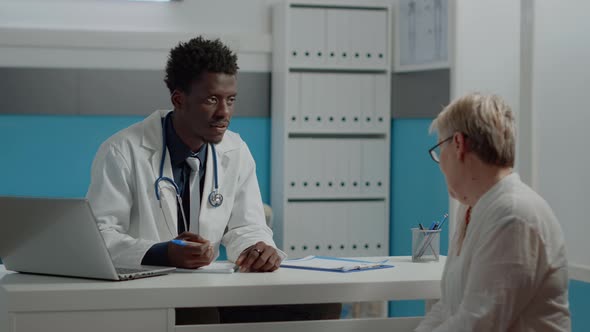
280, 256, 394, 273
175, 262, 237, 274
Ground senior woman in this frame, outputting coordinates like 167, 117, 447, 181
415, 93, 571, 331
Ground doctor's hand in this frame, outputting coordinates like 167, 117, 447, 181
235, 242, 282, 273
167, 232, 214, 269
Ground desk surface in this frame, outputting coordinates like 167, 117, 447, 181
0, 256, 445, 313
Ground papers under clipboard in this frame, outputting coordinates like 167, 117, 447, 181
280, 256, 394, 273
175, 262, 238, 274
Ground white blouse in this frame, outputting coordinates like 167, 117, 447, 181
415, 173, 571, 332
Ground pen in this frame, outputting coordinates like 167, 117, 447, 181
341, 262, 386, 272
417, 213, 448, 259
416, 223, 437, 260
422, 213, 449, 256
171, 239, 211, 250
435, 213, 449, 230
171, 239, 188, 246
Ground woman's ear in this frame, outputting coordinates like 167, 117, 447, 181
454, 132, 469, 161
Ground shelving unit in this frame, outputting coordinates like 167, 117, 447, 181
271, 1, 391, 259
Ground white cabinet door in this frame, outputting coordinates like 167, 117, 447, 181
12, 309, 168, 332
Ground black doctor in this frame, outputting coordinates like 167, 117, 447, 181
87, 36, 341, 324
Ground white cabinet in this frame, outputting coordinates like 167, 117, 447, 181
272, 1, 391, 259
10, 309, 168, 332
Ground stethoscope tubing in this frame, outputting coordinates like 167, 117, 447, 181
154, 112, 223, 235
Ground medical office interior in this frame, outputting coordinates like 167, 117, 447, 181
0, 0, 589, 331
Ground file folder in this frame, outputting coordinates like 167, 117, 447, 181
287, 73, 301, 131
280, 255, 394, 273
175, 262, 237, 274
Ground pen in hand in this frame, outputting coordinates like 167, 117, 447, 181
171, 239, 211, 249
168, 234, 214, 269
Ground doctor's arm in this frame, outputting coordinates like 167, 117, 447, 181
430, 218, 543, 332
86, 143, 159, 266
222, 142, 286, 271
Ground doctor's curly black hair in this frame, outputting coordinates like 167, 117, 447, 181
164, 36, 239, 94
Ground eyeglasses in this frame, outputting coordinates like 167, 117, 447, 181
428, 136, 453, 163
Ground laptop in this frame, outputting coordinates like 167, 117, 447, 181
0, 196, 175, 281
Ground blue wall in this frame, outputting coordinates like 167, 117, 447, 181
389, 118, 450, 317
570, 280, 590, 332
0, 115, 588, 331
0, 115, 271, 203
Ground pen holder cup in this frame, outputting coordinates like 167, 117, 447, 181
411, 228, 441, 263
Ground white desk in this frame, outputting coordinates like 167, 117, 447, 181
0, 256, 444, 332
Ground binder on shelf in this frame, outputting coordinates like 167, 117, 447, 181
347, 74, 365, 132
287, 73, 301, 131
327, 202, 349, 257
350, 203, 364, 255
313, 75, 329, 131
326, 9, 352, 68
359, 10, 376, 68
285, 139, 299, 197
323, 140, 346, 197
351, 202, 365, 255
315, 202, 329, 255
372, 201, 388, 255
346, 75, 362, 132
360, 75, 376, 132
348, 139, 362, 196
285, 202, 305, 256
349, 11, 365, 68
374, 74, 389, 131
326, 73, 346, 132
300, 74, 319, 131
309, 140, 323, 196
361, 139, 388, 196
280, 255, 394, 273
370, 10, 389, 68
299, 202, 313, 255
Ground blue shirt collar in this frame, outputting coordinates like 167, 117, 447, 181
165, 111, 207, 167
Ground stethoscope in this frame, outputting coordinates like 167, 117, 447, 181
154, 112, 224, 233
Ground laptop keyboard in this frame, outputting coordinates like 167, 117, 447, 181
115, 267, 153, 275
114, 266, 174, 280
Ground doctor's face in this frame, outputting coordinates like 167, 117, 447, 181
175, 72, 237, 145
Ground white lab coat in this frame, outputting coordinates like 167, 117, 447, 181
87, 110, 285, 267
416, 173, 571, 332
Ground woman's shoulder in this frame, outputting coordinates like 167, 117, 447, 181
484, 181, 563, 243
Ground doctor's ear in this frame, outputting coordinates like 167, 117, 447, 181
170, 90, 186, 109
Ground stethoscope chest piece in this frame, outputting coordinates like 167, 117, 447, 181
209, 190, 223, 208
209, 190, 223, 207
157, 112, 225, 212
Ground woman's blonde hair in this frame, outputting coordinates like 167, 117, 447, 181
430, 93, 516, 167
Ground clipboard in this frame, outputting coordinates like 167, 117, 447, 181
175, 262, 238, 274
280, 256, 394, 273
